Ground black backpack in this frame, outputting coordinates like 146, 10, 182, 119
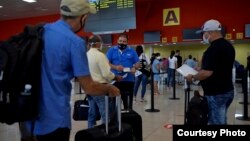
186, 91, 208, 125
0, 24, 44, 125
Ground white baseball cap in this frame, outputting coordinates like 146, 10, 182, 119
196, 19, 222, 34
60, 0, 97, 16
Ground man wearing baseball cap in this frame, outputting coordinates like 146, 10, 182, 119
33, 0, 120, 141
186, 19, 235, 125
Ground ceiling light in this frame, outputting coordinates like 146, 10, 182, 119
22, 0, 37, 3
93, 30, 124, 35
0, 6, 3, 8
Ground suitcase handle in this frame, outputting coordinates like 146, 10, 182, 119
105, 96, 121, 134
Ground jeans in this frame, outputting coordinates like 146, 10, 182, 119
19, 121, 37, 141
167, 68, 175, 87
133, 74, 148, 99
205, 90, 234, 125
87, 95, 113, 128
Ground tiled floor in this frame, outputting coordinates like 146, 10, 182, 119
0, 81, 249, 141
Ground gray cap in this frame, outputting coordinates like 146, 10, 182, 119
196, 19, 222, 34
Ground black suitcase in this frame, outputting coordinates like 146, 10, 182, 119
186, 91, 208, 125
122, 109, 143, 141
184, 80, 208, 125
75, 96, 133, 141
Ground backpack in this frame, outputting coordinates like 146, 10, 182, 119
186, 91, 208, 125
0, 24, 44, 125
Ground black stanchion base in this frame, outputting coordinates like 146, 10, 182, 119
238, 102, 250, 105
145, 109, 160, 112
236, 116, 250, 121
169, 97, 180, 100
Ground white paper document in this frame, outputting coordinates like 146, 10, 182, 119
123, 67, 131, 72
110, 73, 128, 84
176, 64, 198, 77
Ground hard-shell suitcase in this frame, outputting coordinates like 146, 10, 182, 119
122, 109, 142, 141
75, 96, 133, 141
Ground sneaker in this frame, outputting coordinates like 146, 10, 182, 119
154, 93, 160, 95
140, 99, 147, 102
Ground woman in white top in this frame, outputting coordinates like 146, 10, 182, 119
167, 50, 177, 89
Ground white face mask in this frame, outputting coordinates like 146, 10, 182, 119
156, 56, 161, 60
99, 44, 103, 50
203, 34, 210, 44
89, 42, 103, 50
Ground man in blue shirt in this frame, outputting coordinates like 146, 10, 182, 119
33, 0, 120, 141
185, 55, 196, 68
106, 33, 140, 110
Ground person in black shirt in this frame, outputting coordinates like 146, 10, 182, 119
175, 50, 183, 84
175, 50, 182, 68
186, 19, 235, 125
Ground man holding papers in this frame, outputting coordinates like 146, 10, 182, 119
185, 19, 235, 125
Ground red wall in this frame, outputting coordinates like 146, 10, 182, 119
1, 0, 250, 44
0, 14, 59, 40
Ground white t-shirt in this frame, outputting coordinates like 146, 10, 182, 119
168, 56, 177, 69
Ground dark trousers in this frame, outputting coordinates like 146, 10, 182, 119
114, 81, 134, 110
36, 128, 70, 141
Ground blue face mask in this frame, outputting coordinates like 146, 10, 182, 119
118, 44, 127, 50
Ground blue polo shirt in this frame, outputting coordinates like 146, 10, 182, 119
34, 19, 90, 135
106, 46, 139, 82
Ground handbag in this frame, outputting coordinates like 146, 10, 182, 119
73, 95, 101, 121
139, 53, 151, 77
140, 68, 151, 77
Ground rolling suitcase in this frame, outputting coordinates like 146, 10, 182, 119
75, 96, 133, 141
121, 96, 143, 141
122, 109, 143, 141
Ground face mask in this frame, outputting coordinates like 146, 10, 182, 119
118, 44, 127, 50
99, 44, 103, 50
203, 34, 210, 44
156, 56, 161, 60
74, 16, 86, 33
